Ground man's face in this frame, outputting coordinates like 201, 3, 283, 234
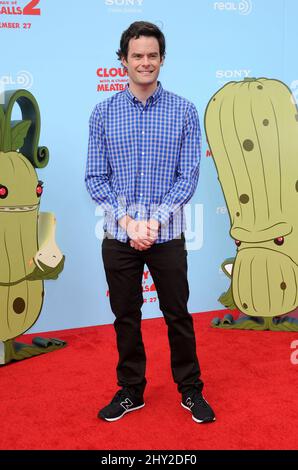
121, 35, 163, 88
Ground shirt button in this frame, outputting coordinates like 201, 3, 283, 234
142, 152, 145, 155
140, 172, 144, 176
140, 193, 143, 196
142, 131, 145, 135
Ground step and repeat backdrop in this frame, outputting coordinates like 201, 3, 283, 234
1, 0, 297, 332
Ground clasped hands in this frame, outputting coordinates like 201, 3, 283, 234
119, 216, 160, 251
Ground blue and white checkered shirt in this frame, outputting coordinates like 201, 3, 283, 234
85, 83, 201, 243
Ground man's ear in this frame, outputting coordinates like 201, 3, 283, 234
121, 56, 128, 69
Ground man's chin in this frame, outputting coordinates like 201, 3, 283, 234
136, 76, 157, 86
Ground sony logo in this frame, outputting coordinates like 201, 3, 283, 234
216, 69, 251, 79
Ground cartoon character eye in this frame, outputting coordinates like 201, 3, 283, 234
274, 237, 284, 246
36, 180, 43, 197
0, 185, 8, 199
235, 240, 241, 247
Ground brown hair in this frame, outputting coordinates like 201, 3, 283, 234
117, 21, 166, 61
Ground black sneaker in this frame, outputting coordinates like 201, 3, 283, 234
98, 388, 145, 422
181, 390, 215, 423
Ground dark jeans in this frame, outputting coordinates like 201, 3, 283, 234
102, 233, 203, 396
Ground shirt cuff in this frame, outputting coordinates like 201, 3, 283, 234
151, 204, 172, 225
113, 206, 127, 222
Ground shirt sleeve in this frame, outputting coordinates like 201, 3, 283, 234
151, 102, 201, 225
85, 105, 127, 221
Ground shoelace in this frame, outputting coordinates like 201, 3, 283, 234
111, 389, 132, 404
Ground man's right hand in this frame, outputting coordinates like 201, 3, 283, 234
128, 220, 156, 250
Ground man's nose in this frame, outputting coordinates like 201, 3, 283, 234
142, 57, 150, 67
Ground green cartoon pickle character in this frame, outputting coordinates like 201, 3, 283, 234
205, 78, 298, 330
0, 89, 66, 364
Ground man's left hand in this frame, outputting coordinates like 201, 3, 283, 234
130, 219, 160, 251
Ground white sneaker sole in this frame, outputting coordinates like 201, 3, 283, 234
181, 402, 216, 423
102, 403, 145, 422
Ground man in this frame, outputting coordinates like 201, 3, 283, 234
85, 21, 215, 424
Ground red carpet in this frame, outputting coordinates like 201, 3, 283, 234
0, 310, 298, 450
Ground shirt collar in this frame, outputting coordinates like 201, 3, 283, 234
124, 82, 163, 106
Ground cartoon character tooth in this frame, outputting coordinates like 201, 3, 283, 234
205, 78, 298, 330
0, 89, 66, 364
